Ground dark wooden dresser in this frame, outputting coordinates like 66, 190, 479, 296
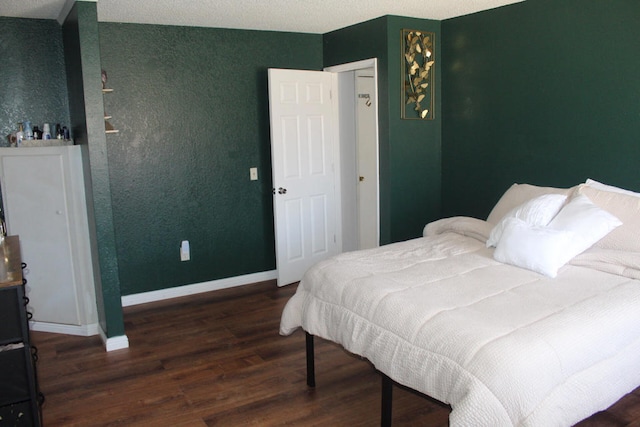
0, 236, 42, 425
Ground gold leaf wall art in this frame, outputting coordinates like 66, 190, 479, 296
402, 29, 435, 120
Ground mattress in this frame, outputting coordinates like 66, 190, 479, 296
280, 216, 640, 426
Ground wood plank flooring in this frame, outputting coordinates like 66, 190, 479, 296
31, 280, 640, 426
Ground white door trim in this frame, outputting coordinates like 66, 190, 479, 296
325, 58, 380, 249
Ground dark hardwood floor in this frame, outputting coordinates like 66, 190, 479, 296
32, 280, 640, 426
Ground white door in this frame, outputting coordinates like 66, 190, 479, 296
1, 152, 81, 325
268, 68, 339, 286
355, 71, 379, 249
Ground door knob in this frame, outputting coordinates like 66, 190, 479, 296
278, 187, 287, 194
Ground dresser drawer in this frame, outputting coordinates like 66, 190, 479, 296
0, 400, 35, 425
0, 288, 23, 344
0, 347, 30, 406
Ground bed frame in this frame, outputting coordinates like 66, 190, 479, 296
305, 332, 394, 426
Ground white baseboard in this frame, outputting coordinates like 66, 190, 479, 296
42, 271, 277, 352
29, 321, 129, 352
121, 270, 277, 307
30, 321, 100, 337
99, 328, 130, 352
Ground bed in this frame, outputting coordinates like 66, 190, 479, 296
279, 181, 640, 426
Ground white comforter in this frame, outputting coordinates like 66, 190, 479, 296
280, 217, 640, 426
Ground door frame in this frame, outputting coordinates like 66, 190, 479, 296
325, 58, 380, 251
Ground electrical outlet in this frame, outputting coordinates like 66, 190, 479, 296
180, 240, 190, 261
250, 167, 258, 181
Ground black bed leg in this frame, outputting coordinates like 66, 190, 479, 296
305, 332, 316, 387
381, 373, 393, 427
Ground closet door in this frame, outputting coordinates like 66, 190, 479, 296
0, 150, 81, 325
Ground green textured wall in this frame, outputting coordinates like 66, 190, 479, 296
324, 16, 441, 244
0, 17, 70, 144
98, 23, 323, 295
13, 0, 635, 327
441, 0, 640, 219
387, 16, 441, 242
62, 2, 125, 338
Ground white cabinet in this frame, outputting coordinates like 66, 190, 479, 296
0, 146, 98, 336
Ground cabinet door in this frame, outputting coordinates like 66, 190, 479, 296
1, 153, 81, 325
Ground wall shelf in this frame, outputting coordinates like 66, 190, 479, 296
102, 88, 119, 134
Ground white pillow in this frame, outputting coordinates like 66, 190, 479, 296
493, 195, 622, 278
486, 193, 567, 247
493, 218, 575, 278
486, 183, 574, 225
548, 194, 622, 258
575, 185, 640, 251
585, 179, 640, 198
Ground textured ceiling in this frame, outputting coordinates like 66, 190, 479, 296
1, 0, 524, 34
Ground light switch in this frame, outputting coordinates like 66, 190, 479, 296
180, 240, 190, 261
250, 167, 258, 181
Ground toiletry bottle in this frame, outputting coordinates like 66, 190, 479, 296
33, 125, 41, 140
0, 207, 6, 239
16, 122, 24, 146
24, 121, 33, 140
42, 123, 51, 140
55, 123, 63, 139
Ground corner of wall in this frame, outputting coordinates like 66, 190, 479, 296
61, 0, 126, 340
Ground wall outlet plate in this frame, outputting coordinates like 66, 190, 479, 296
180, 240, 190, 261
